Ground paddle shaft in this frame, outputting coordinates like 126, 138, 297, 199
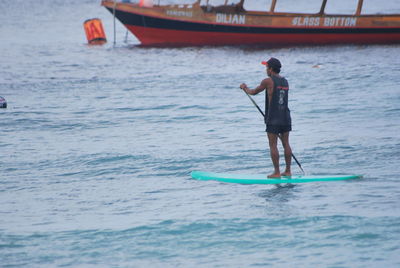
241, 89, 305, 174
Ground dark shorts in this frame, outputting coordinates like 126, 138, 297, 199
266, 125, 292, 134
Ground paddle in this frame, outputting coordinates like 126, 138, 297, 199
240, 88, 305, 175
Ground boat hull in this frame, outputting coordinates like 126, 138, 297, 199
102, 1, 400, 46
127, 24, 400, 46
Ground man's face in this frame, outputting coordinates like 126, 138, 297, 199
266, 66, 272, 77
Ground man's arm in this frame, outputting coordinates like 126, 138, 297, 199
240, 78, 271, 96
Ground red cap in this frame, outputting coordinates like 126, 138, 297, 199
261, 57, 281, 69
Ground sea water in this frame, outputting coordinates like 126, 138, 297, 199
1, 0, 400, 267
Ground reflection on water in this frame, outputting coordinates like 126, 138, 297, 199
258, 184, 299, 217
259, 184, 297, 201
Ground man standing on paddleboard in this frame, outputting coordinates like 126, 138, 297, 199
240, 57, 292, 178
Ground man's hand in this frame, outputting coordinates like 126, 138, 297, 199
240, 83, 247, 90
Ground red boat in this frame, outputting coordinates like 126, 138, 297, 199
101, 0, 400, 46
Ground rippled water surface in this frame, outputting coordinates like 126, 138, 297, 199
1, 0, 400, 267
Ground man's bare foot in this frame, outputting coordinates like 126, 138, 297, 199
268, 172, 281, 178
281, 171, 292, 177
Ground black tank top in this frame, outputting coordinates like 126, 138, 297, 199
265, 75, 291, 126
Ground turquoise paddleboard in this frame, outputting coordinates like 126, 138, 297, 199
191, 171, 362, 184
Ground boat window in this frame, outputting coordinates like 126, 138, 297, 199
323, 0, 400, 15
241, 1, 268, 11
362, 0, 400, 14
324, 0, 359, 15
270, 0, 321, 13
200, 0, 246, 13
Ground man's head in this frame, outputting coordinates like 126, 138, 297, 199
262, 57, 281, 76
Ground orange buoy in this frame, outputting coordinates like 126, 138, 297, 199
83, 18, 107, 45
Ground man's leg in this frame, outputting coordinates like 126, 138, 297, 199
267, 132, 280, 178
280, 131, 292, 176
